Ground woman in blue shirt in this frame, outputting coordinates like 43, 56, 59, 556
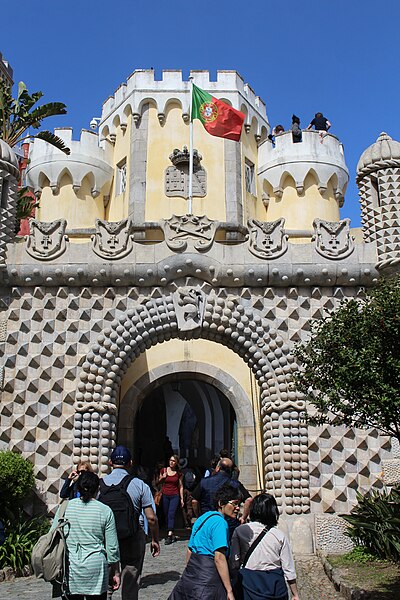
169, 483, 241, 600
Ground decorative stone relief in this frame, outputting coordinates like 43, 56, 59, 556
312, 218, 354, 259
91, 218, 133, 260
161, 214, 218, 251
248, 218, 288, 259
165, 146, 206, 199
25, 219, 68, 260
173, 287, 205, 332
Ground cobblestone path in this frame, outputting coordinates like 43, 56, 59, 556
1, 539, 344, 600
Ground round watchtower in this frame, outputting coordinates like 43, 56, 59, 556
258, 130, 349, 234
357, 133, 400, 270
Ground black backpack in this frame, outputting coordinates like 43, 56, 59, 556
98, 474, 139, 540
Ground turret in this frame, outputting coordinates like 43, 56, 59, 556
26, 128, 113, 232
357, 132, 400, 271
258, 130, 349, 233
0, 140, 18, 264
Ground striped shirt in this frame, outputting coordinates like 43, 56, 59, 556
52, 498, 120, 595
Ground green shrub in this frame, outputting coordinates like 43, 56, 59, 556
0, 451, 35, 519
342, 485, 400, 562
0, 511, 50, 572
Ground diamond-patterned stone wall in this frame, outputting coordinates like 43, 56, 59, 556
0, 283, 395, 514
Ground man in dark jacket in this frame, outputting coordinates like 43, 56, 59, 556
191, 458, 252, 529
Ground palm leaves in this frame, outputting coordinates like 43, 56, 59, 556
342, 486, 400, 562
0, 81, 70, 154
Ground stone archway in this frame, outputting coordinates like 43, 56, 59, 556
73, 287, 309, 515
117, 361, 260, 491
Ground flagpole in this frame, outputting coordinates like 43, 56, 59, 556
188, 76, 194, 215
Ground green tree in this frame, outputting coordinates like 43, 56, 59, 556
0, 81, 70, 153
293, 276, 400, 442
0, 450, 35, 519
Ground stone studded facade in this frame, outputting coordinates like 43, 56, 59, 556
0, 71, 399, 552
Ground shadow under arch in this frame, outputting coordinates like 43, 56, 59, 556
117, 360, 260, 490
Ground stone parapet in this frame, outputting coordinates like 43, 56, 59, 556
100, 69, 269, 140
258, 130, 349, 203
26, 128, 113, 198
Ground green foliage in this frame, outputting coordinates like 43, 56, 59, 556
342, 486, 400, 563
340, 545, 382, 564
0, 81, 69, 153
15, 187, 40, 233
293, 275, 400, 441
0, 451, 35, 519
0, 511, 50, 572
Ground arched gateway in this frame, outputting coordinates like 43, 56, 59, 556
73, 288, 308, 516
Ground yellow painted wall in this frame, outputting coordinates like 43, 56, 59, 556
145, 104, 227, 221
107, 119, 132, 221
265, 172, 340, 231
242, 118, 265, 223
120, 338, 251, 399
38, 173, 104, 229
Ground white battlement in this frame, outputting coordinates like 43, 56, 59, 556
26, 128, 113, 198
258, 130, 349, 201
100, 69, 269, 139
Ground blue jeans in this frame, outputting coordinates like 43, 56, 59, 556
163, 494, 179, 531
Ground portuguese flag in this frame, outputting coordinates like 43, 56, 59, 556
191, 83, 245, 142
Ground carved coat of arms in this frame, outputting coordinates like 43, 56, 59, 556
173, 287, 205, 332
313, 218, 354, 259
92, 218, 134, 259
165, 147, 207, 199
25, 219, 68, 260
248, 218, 288, 259
162, 214, 218, 252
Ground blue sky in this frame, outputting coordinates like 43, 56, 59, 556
2, 0, 400, 227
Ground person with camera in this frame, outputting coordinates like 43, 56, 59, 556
60, 460, 94, 500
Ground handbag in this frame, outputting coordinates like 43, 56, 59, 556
31, 500, 69, 592
154, 490, 163, 506
233, 526, 270, 600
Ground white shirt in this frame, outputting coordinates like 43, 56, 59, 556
230, 522, 296, 581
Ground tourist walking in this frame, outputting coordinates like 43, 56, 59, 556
159, 454, 184, 544
168, 483, 241, 600
60, 460, 94, 500
191, 457, 253, 540
230, 493, 300, 600
100, 445, 160, 600
52, 471, 120, 600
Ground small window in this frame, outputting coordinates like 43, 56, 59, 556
370, 176, 381, 207
245, 160, 255, 195
0, 178, 9, 209
116, 159, 127, 195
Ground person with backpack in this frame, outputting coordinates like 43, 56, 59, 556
99, 445, 160, 600
50, 471, 121, 600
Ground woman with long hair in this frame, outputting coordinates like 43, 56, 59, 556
159, 454, 184, 544
230, 493, 299, 600
52, 471, 120, 600
169, 483, 241, 600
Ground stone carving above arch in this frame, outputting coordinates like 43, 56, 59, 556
248, 218, 288, 259
91, 218, 134, 259
313, 218, 354, 260
173, 287, 205, 332
161, 214, 219, 252
25, 219, 68, 260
